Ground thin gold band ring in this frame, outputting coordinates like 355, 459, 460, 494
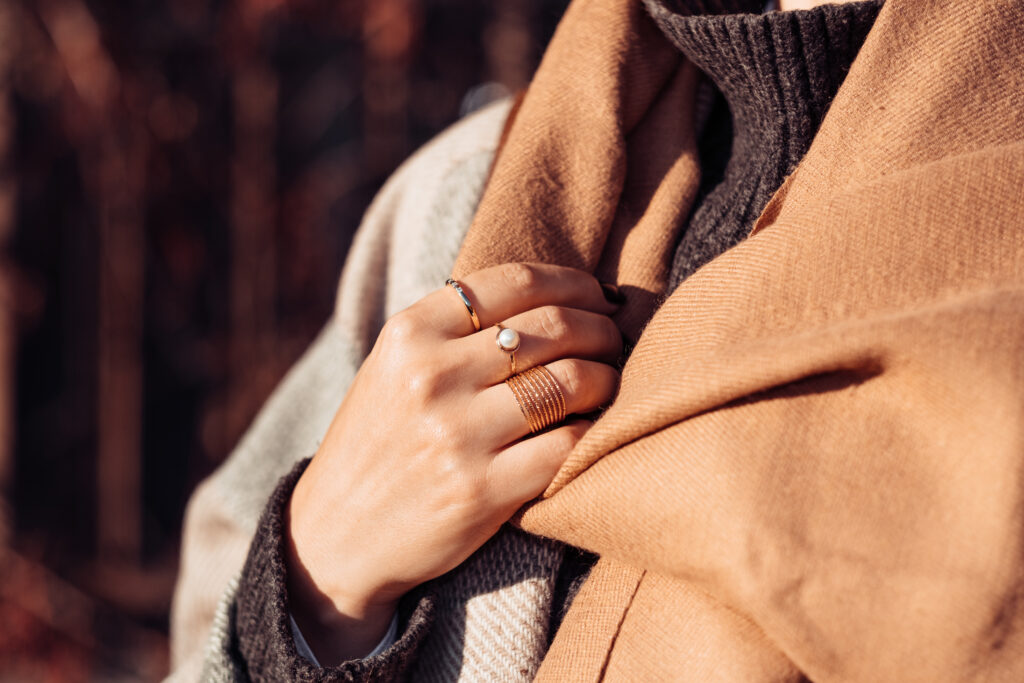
445, 278, 481, 332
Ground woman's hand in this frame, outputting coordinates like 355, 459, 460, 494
286, 263, 623, 665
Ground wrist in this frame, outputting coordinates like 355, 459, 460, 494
288, 590, 398, 666
285, 488, 401, 664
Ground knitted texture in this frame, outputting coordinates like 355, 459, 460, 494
658, 0, 883, 287
234, 458, 436, 681
454, 0, 1024, 680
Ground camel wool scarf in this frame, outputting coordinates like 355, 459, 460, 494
452, 0, 1024, 681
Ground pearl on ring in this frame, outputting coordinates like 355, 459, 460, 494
496, 327, 521, 352
495, 325, 521, 375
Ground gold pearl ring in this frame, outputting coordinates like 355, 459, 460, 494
495, 324, 520, 375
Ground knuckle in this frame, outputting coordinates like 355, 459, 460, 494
599, 316, 624, 352
404, 364, 446, 403
459, 472, 489, 507
432, 457, 487, 508
567, 420, 591, 441
537, 306, 572, 341
429, 449, 463, 481
500, 262, 539, 295
420, 413, 470, 453
380, 310, 421, 348
556, 360, 586, 400
601, 366, 622, 396
554, 423, 586, 451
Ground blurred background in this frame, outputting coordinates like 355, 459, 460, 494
0, 0, 568, 679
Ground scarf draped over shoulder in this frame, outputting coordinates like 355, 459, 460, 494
452, 0, 1024, 680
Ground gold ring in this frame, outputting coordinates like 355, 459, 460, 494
495, 324, 520, 375
505, 366, 567, 433
445, 278, 481, 332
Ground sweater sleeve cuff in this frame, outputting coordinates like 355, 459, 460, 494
291, 611, 399, 666
235, 457, 436, 681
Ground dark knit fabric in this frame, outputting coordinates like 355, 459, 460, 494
646, 0, 884, 288
235, 458, 436, 682
232, 3, 884, 679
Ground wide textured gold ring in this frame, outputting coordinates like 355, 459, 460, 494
445, 278, 481, 332
505, 366, 567, 433
495, 324, 520, 375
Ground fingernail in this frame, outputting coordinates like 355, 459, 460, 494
600, 282, 626, 305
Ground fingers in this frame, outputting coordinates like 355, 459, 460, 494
487, 419, 591, 506
418, 263, 618, 337
455, 305, 623, 386
473, 359, 619, 447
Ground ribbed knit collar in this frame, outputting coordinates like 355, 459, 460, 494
648, 0, 882, 170
644, 0, 884, 288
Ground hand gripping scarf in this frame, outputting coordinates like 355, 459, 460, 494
452, 0, 1024, 680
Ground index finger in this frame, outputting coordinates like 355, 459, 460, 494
419, 263, 620, 337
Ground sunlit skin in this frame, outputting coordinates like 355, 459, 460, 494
287, 0, 863, 666
287, 264, 622, 664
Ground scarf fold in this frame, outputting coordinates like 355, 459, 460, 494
454, 0, 1024, 680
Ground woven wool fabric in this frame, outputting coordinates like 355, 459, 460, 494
453, 0, 1024, 680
